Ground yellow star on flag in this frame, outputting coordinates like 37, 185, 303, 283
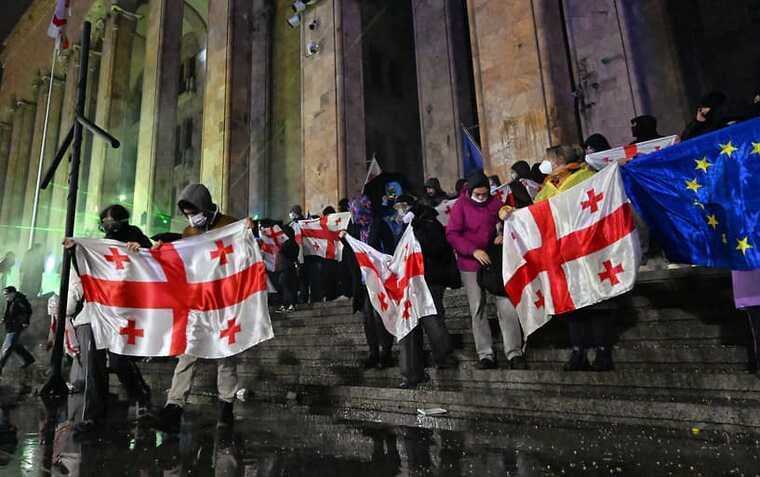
693, 200, 705, 209
706, 214, 719, 229
719, 141, 737, 157
694, 157, 712, 172
752, 142, 760, 155
685, 178, 702, 193
736, 236, 753, 255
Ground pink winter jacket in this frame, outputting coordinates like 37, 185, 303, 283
445, 191, 503, 272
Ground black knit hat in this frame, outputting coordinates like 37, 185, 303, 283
466, 170, 489, 190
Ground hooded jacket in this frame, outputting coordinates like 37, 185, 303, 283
411, 205, 460, 288
177, 184, 237, 237
3, 292, 32, 332
445, 189, 503, 272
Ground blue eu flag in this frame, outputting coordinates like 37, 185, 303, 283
620, 117, 760, 270
462, 126, 484, 178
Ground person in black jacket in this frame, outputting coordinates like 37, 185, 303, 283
397, 202, 459, 388
0, 286, 35, 375
680, 91, 728, 141
345, 195, 397, 369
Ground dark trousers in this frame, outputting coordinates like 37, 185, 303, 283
68, 324, 108, 423
567, 309, 613, 349
276, 266, 299, 307
338, 257, 353, 298
109, 352, 151, 404
747, 307, 760, 371
399, 285, 452, 384
362, 290, 393, 359
0, 330, 35, 368
321, 259, 339, 301
301, 256, 323, 304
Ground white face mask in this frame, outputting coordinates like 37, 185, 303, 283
188, 212, 207, 228
471, 194, 488, 204
510, 171, 519, 181
402, 211, 415, 224
490, 185, 498, 194
539, 160, 554, 175
289, 212, 298, 221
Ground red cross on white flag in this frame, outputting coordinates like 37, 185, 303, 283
502, 163, 640, 338
434, 198, 458, 227
47, 0, 70, 48
294, 212, 351, 261
585, 135, 678, 171
345, 226, 437, 341
73, 221, 274, 359
259, 225, 289, 272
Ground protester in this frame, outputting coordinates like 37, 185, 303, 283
346, 195, 396, 369
507, 161, 538, 207
0, 253, 15, 290
273, 224, 300, 313
0, 286, 35, 376
732, 270, 760, 378
156, 184, 245, 432
319, 206, 338, 301
630, 115, 662, 144
62, 204, 153, 431
488, 175, 501, 194
584, 133, 611, 154
20, 244, 44, 298
288, 205, 310, 304
534, 145, 595, 202
681, 91, 728, 141
338, 198, 350, 213
382, 181, 405, 241
453, 178, 468, 199
446, 171, 526, 370
530, 163, 546, 185
398, 200, 459, 388
422, 178, 448, 207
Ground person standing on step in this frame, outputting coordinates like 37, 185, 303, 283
732, 270, 760, 378
346, 195, 397, 369
155, 184, 250, 432
397, 198, 459, 388
0, 286, 35, 377
446, 171, 527, 370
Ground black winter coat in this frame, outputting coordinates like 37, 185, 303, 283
411, 205, 461, 288
346, 218, 397, 313
106, 224, 153, 248
3, 293, 32, 332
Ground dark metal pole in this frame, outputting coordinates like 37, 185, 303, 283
40, 21, 92, 398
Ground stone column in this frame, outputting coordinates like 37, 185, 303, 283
465, 0, 578, 173
133, 0, 183, 235
301, 0, 366, 213
84, 7, 138, 230
248, 0, 273, 219
411, 0, 465, 191
0, 100, 37, 250
21, 75, 66, 246
0, 123, 12, 208
200, 0, 252, 218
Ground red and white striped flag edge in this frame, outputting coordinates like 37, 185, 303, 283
294, 212, 351, 261
345, 226, 437, 341
259, 224, 289, 272
74, 220, 274, 359
502, 163, 640, 338
585, 135, 677, 171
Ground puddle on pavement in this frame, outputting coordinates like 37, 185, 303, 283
0, 399, 758, 476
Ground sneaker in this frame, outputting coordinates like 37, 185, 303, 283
217, 400, 234, 428
591, 347, 614, 372
155, 404, 183, 433
563, 349, 591, 371
285, 305, 296, 312
508, 355, 528, 370
276, 305, 287, 313
134, 400, 153, 422
477, 358, 497, 370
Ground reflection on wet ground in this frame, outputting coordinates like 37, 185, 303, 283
0, 399, 759, 476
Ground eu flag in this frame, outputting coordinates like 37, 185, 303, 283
620, 117, 760, 270
462, 126, 484, 178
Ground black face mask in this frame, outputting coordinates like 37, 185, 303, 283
100, 220, 126, 236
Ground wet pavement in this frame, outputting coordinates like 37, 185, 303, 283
0, 398, 758, 476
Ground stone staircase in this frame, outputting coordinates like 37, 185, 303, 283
137, 267, 760, 435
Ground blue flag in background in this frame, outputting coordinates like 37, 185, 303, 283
462, 127, 484, 178
620, 117, 760, 270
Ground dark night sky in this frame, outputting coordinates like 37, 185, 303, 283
0, 0, 34, 46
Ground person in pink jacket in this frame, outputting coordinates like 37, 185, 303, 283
446, 171, 526, 370
732, 270, 760, 377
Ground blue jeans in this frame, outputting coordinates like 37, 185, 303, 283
0, 331, 35, 368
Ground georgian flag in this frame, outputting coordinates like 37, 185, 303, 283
73, 221, 274, 359
294, 212, 351, 261
502, 163, 640, 337
345, 226, 437, 341
363, 157, 383, 188
47, 0, 70, 49
585, 135, 678, 171
259, 224, 289, 272
434, 198, 458, 227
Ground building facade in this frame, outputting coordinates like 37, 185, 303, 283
1, 0, 759, 291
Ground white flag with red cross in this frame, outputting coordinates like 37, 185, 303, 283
363, 157, 383, 188
585, 135, 677, 171
294, 212, 351, 262
259, 224, 289, 272
47, 0, 70, 49
73, 221, 274, 359
434, 198, 458, 227
345, 226, 437, 341
502, 163, 640, 338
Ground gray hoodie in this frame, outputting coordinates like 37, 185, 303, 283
177, 183, 217, 215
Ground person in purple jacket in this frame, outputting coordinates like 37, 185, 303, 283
732, 270, 760, 377
445, 171, 527, 370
